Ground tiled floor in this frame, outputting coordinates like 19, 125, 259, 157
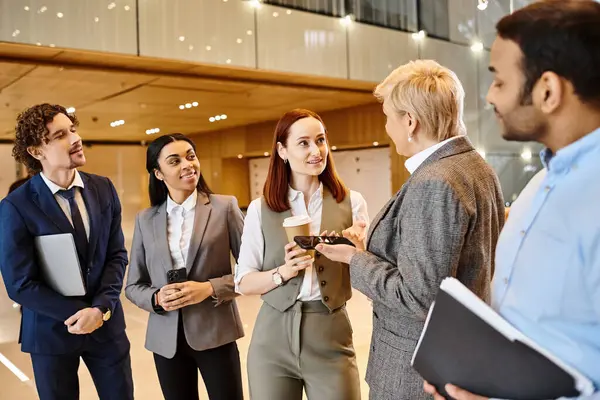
0, 278, 374, 400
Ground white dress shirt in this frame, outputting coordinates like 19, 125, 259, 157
235, 183, 369, 301
40, 170, 90, 239
404, 136, 462, 174
166, 191, 198, 270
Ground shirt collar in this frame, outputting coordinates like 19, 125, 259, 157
540, 126, 600, 173
167, 190, 198, 215
40, 170, 84, 194
288, 182, 323, 202
404, 136, 460, 174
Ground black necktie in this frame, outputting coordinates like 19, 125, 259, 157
57, 188, 88, 276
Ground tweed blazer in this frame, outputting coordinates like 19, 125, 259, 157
349, 136, 505, 399
125, 192, 245, 359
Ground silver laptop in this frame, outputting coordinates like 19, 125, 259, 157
34, 233, 86, 297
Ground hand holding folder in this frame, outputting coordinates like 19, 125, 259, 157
34, 233, 86, 296
411, 278, 594, 400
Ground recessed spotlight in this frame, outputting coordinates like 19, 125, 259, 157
188, 45, 194, 51
226, 59, 232, 64
470, 41, 484, 52
373, 141, 379, 146
185, 103, 192, 108
340, 15, 353, 26
179, 105, 185, 110
12, 30, 20, 38
206, 45, 212, 51
57, 12, 64, 18
412, 30, 426, 40
66, 107, 76, 114
110, 120, 125, 127
273, 12, 279, 17
236, 38, 242, 44
94, 17, 99, 22
249, 0, 261, 9
124, 5, 131, 11
192, 101, 198, 107
39, 6, 47, 13
146, 128, 160, 135
263, 152, 269, 157
24, 6, 30, 11
108, 2, 116, 10
331, 145, 337, 151
237, 154, 243, 159
521, 149, 532, 161
477, 0, 488, 11
36, 42, 41, 46
179, 36, 185, 42
215, 115, 222, 121
209, 117, 216, 122
49, 44, 56, 48
286, 10, 292, 15
220, 114, 227, 119
246, 30, 253, 36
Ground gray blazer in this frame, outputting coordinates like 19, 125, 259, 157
349, 136, 504, 399
125, 192, 245, 359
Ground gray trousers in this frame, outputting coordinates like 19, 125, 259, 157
248, 300, 361, 400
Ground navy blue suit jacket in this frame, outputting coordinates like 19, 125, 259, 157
0, 172, 128, 355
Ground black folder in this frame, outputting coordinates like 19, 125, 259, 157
411, 278, 593, 400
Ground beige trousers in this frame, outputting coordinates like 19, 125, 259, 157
247, 301, 361, 400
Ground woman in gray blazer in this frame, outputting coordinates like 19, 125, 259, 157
317, 60, 505, 400
125, 133, 245, 400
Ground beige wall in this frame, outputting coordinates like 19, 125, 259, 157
0, 145, 20, 199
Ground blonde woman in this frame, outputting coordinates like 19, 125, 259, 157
317, 60, 505, 400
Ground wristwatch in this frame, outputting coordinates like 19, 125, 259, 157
96, 306, 111, 322
272, 268, 284, 286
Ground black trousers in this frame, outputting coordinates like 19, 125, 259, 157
153, 318, 243, 400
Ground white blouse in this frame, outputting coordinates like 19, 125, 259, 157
234, 183, 369, 301
166, 191, 198, 270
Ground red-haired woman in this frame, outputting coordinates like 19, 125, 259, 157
235, 109, 368, 399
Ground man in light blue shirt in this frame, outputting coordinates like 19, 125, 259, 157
424, 0, 600, 399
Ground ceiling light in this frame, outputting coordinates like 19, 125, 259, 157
66, 107, 76, 114
470, 41, 484, 52
108, 2, 116, 10
49, 44, 55, 47
273, 12, 279, 17
373, 141, 379, 146
178, 36, 185, 42
226, 59, 232, 64
521, 149, 532, 161
286, 10, 292, 14
236, 38, 242, 44
24, 6, 30, 11
12, 30, 20, 38
192, 101, 199, 107
249, 0, 261, 9
94, 17, 99, 22
110, 120, 125, 127
124, 5, 131, 11
340, 15, 353, 26
263, 152, 269, 157
220, 114, 227, 119
331, 145, 337, 151
185, 103, 192, 108
412, 30, 426, 40
146, 128, 160, 135
36, 42, 41, 46
246, 30, 253, 35
209, 117, 216, 122
39, 6, 47, 13
206, 45, 212, 51
57, 12, 63, 18
188, 45, 194, 51
215, 115, 222, 121
237, 154, 243, 159
477, 0, 488, 11
179, 105, 185, 110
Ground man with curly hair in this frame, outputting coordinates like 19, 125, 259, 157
0, 104, 134, 400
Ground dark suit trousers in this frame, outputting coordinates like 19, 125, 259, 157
30, 332, 133, 400
153, 317, 243, 400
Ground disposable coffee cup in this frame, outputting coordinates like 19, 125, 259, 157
282, 215, 314, 258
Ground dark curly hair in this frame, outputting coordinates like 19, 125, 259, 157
13, 103, 79, 175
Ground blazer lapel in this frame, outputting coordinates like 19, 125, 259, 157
153, 203, 174, 273
80, 173, 100, 262
185, 192, 211, 272
30, 174, 73, 233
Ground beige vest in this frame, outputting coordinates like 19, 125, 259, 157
260, 187, 353, 312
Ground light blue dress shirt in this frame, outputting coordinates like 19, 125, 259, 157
492, 127, 600, 399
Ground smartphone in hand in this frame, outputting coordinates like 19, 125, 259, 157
294, 236, 356, 250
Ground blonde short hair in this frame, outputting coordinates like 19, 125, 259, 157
374, 60, 466, 142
